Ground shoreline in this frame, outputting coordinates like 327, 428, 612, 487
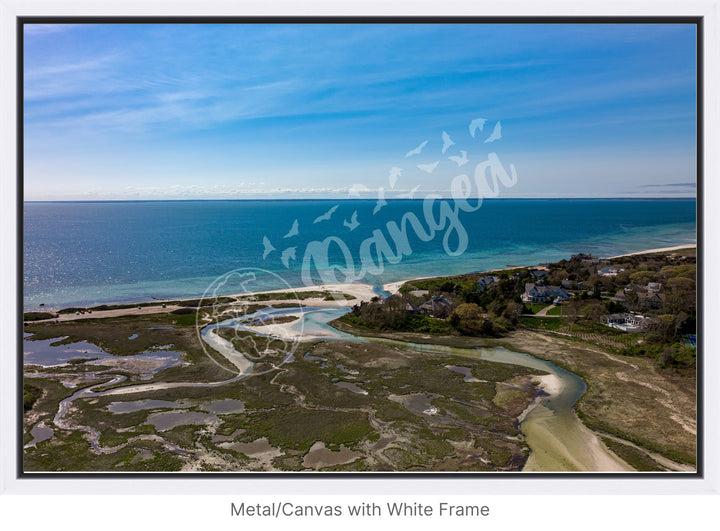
23, 245, 697, 472
603, 243, 696, 260
24, 243, 697, 317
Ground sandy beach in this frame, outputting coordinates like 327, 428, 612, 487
382, 277, 433, 296
24, 243, 697, 474
35, 282, 378, 323
233, 282, 377, 303
604, 243, 696, 260
28, 242, 697, 324
516, 374, 565, 426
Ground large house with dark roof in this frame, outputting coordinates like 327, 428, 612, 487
418, 295, 455, 317
638, 292, 664, 309
528, 267, 549, 279
521, 283, 570, 304
476, 275, 500, 293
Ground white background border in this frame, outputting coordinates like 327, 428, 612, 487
2, 0, 718, 527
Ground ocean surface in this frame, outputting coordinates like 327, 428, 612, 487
23, 199, 697, 310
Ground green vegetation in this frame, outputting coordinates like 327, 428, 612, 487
24, 311, 238, 379
622, 342, 696, 369
23, 383, 43, 411
524, 303, 551, 314
22, 248, 695, 472
24, 430, 185, 472
519, 316, 564, 331
341, 307, 454, 335
352, 249, 696, 371
24, 312, 541, 472
600, 438, 665, 472
237, 408, 373, 453
580, 413, 696, 466
24, 312, 56, 321
238, 291, 355, 302
57, 297, 236, 314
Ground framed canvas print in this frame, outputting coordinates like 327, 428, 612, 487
19, 17, 701, 478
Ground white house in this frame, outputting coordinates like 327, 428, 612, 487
601, 313, 652, 332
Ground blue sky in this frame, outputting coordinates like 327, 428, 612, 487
23, 23, 697, 200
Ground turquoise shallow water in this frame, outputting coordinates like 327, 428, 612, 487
23, 199, 696, 310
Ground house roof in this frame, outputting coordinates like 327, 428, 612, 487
524, 283, 569, 298
419, 296, 454, 311
624, 283, 644, 292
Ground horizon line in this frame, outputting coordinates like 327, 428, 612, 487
23, 197, 698, 203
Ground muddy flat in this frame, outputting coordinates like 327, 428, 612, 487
303, 441, 361, 469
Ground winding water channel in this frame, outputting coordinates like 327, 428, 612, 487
209, 305, 632, 472
40, 304, 631, 471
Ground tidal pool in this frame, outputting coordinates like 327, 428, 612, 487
26, 422, 54, 447
108, 399, 183, 414
144, 410, 217, 431
334, 381, 368, 395
202, 399, 245, 414
24, 337, 111, 366
23, 336, 186, 374
446, 365, 482, 382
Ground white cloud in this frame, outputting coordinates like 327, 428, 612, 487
24, 24, 89, 36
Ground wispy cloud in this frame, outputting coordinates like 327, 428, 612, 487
22, 23, 697, 200
24, 52, 129, 101
24, 24, 90, 35
639, 182, 696, 188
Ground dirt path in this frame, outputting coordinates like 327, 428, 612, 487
534, 304, 555, 316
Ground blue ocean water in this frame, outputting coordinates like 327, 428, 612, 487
23, 199, 697, 310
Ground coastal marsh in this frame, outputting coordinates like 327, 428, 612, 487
23, 248, 697, 472
23, 307, 542, 472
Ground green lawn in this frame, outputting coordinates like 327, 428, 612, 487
519, 316, 565, 331
525, 303, 552, 314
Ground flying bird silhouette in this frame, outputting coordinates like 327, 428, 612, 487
343, 211, 360, 231
405, 140, 428, 157
313, 204, 339, 224
484, 121, 502, 143
348, 183, 370, 198
388, 167, 402, 189
283, 219, 299, 238
448, 150, 468, 167
373, 187, 387, 215
281, 247, 296, 268
262, 236, 275, 260
417, 161, 440, 174
469, 118, 487, 138
399, 185, 421, 199
441, 131, 455, 154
